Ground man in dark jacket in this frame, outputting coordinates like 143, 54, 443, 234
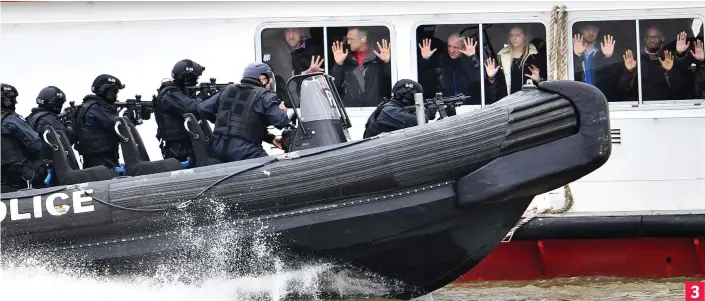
620, 26, 692, 101
1, 83, 50, 192
331, 27, 392, 107
363, 79, 434, 139
154, 59, 211, 162
74, 74, 124, 169
26, 86, 76, 151
198, 63, 290, 162
264, 28, 324, 108
418, 33, 481, 113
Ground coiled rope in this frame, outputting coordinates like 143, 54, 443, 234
503, 5, 574, 242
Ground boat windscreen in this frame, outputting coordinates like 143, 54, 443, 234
287, 74, 342, 122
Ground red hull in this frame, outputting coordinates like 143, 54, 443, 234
458, 237, 705, 281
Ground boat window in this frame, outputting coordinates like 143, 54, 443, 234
571, 20, 638, 103
325, 26, 393, 108
415, 24, 482, 105
260, 27, 325, 108
634, 18, 704, 102
571, 18, 705, 103
481, 23, 548, 105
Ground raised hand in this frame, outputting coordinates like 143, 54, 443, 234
460, 37, 477, 57
331, 41, 348, 65
600, 34, 615, 57
525, 64, 542, 82
690, 39, 704, 62
374, 39, 391, 63
573, 34, 586, 57
485, 57, 500, 78
676, 31, 690, 54
623, 49, 636, 71
306, 55, 324, 73
659, 50, 674, 72
418, 38, 437, 59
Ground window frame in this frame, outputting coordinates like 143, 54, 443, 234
411, 14, 552, 108
567, 9, 705, 108
254, 20, 398, 110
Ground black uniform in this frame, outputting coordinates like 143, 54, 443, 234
364, 79, 433, 139
74, 74, 124, 169
1, 83, 50, 192
198, 63, 290, 162
26, 86, 77, 160
154, 59, 209, 162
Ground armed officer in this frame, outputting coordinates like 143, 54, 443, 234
198, 62, 290, 162
363, 79, 434, 139
74, 74, 125, 169
154, 59, 210, 162
26, 86, 77, 147
1, 83, 51, 192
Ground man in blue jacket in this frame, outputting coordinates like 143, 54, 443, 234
198, 63, 289, 162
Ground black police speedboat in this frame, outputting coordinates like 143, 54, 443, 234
0, 73, 612, 300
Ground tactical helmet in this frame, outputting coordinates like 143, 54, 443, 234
91, 74, 125, 103
36, 86, 67, 114
171, 59, 205, 87
242, 62, 276, 92
391, 79, 423, 106
1, 83, 18, 110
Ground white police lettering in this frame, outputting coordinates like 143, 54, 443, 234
107, 77, 116, 83
186, 67, 194, 72
0, 189, 95, 222
56, 92, 63, 98
405, 83, 414, 88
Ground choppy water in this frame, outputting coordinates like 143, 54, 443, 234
415, 277, 702, 301
1, 201, 702, 301
1, 262, 700, 301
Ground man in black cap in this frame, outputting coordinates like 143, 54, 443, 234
73, 74, 125, 169
363, 79, 434, 139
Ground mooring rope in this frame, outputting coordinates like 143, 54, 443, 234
503, 5, 575, 242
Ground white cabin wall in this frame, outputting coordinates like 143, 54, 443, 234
566, 106, 705, 212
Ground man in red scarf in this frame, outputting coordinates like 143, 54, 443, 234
331, 27, 392, 107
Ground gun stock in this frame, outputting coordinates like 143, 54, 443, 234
186, 77, 234, 98
405, 93, 470, 120
58, 101, 77, 123
114, 94, 154, 125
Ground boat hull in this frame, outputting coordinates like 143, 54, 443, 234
459, 214, 705, 281
0, 80, 613, 299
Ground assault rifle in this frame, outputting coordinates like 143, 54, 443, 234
406, 92, 471, 120
58, 101, 77, 124
187, 77, 234, 99
114, 94, 154, 126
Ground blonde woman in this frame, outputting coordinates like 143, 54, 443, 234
485, 26, 545, 103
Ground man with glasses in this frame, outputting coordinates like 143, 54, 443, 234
619, 25, 691, 101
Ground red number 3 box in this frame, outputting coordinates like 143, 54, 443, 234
687, 282, 705, 301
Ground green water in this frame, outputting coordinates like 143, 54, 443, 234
404, 277, 703, 301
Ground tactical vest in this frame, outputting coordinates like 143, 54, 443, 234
212, 84, 267, 143
362, 102, 399, 139
25, 110, 55, 160
1, 111, 28, 166
154, 85, 190, 142
25, 110, 51, 132
74, 100, 118, 155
